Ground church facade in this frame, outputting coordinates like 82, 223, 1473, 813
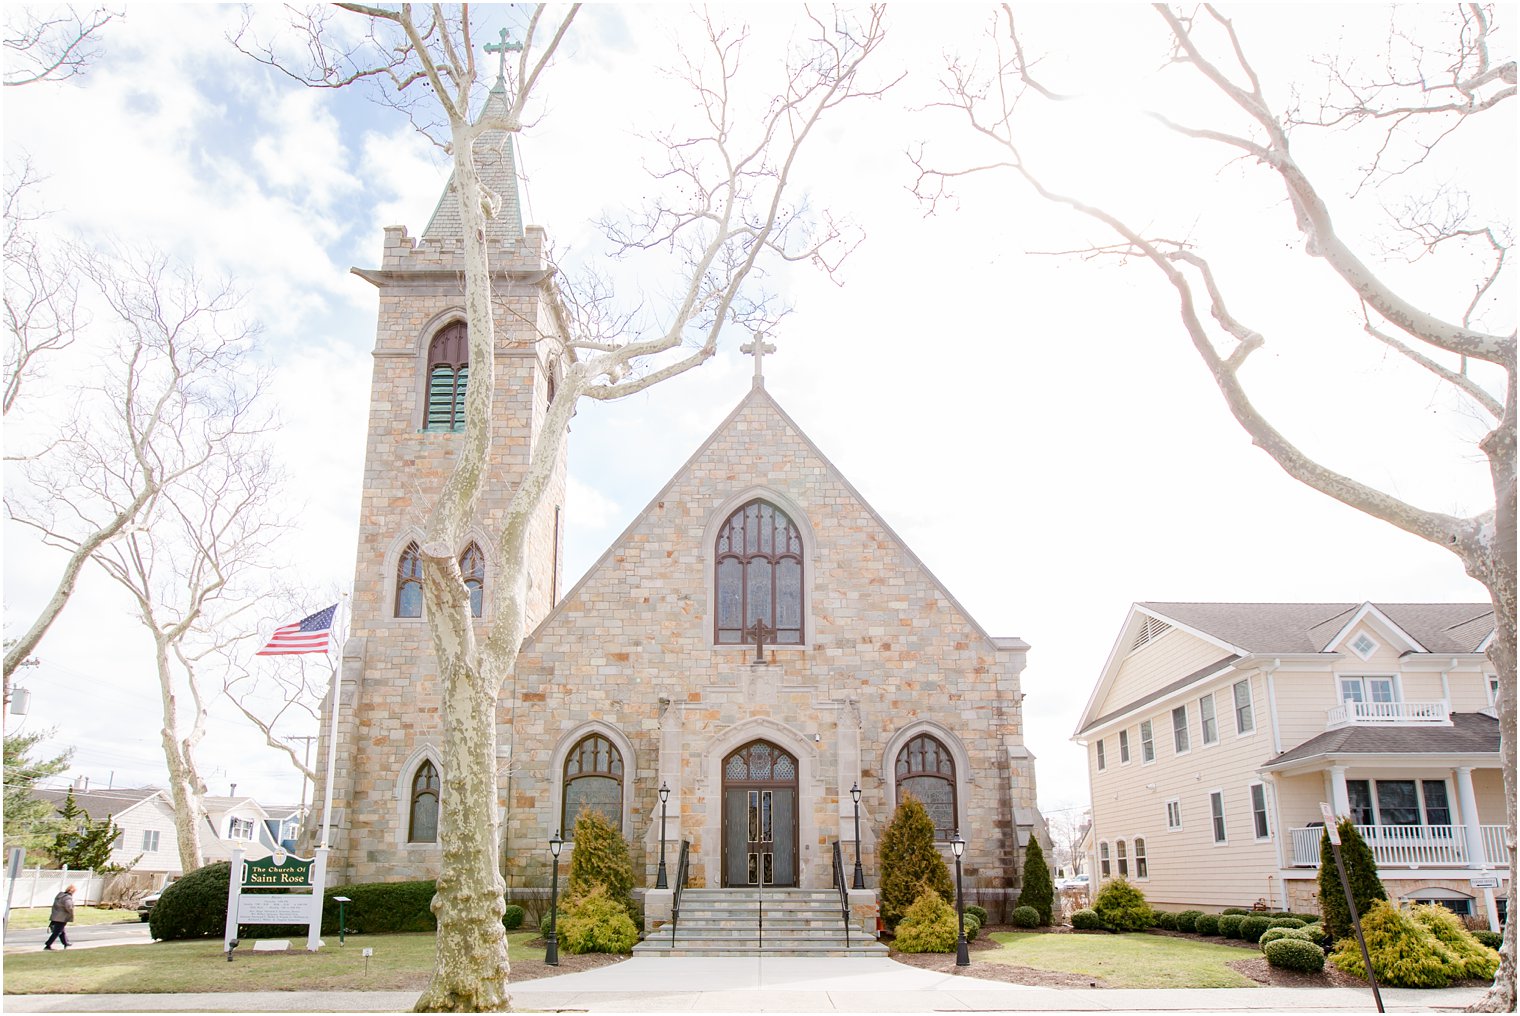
312, 94, 1045, 903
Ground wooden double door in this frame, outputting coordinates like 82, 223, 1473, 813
721, 740, 798, 887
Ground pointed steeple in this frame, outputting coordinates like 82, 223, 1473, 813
421, 80, 525, 245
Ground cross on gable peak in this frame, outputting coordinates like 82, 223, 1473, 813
740, 333, 778, 388
484, 27, 523, 86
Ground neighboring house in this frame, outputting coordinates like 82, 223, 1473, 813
201, 796, 277, 862
1075, 602, 1507, 928
261, 805, 303, 851
35, 785, 180, 881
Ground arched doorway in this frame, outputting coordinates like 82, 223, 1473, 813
721, 740, 799, 887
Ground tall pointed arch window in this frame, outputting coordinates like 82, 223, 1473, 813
396, 542, 423, 618
408, 760, 440, 843
424, 322, 469, 432
562, 734, 623, 833
460, 542, 485, 618
895, 733, 957, 840
714, 500, 803, 645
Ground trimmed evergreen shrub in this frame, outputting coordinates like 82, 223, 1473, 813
1408, 904, 1499, 980
1217, 914, 1246, 939
1259, 927, 1300, 949
1193, 913, 1220, 936
895, 887, 958, 953
1015, 836, 1054, 926
1317, 819, 1387, 944
1329, 901, 1459, 988
1011, 905, 1040, 928
1473, 929, 1503, 950
1092, 878, 1154, 933
566, 808, 637, 923
1153, 911, 1177, 931
1221, 907, 1249, 916
539, 908, 564, 939
1240, 915, 1273, 943
502, 905, 525, 930
966, 904, 989, 926
1070, 908, 1102, 931
878, 795, 954, 927
1265, 938, 1325, 973
1175, 910, 1203, 934
558, 886, 639, 955
963, 912, 982, 941
150, 862, 232, 941
1294, 922, 1329, 948
1268, 917, 1305, 929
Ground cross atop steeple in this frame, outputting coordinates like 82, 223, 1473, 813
483, 27, 522, 87
740, 333, 777, 389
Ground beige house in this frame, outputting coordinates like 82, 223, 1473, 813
1076, 602, 1507, 928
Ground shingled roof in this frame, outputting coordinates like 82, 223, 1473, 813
1140, 602, 1493, 655
1264, 712, 1501, 769
36, 786, 166, 820
421, 82, 525, 245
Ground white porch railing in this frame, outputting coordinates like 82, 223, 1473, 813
1289, 824, 1510, 868
1325, 700, 1450, 729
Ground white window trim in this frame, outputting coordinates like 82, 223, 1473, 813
1171, 704, 1191, 756
1165, 798, 1182, 831
142, 829, 160, 852
1098, 840, 1111, 879
1096, 738, 1106, 772
1139, 719, 1156, 765
1115, 838, 1129, 880
1349, 631, 1380, 660
1132, 837, 1149, 881
1488, 673, 1502, 708
1199, 692, 1219, 747
1249, 781, 1272, 842
1338, 673, 1402, 706
1209, 789, 1228, 845
1233, 679, 1256, 737
1118, 729, 1131, 765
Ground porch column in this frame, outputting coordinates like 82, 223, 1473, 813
1454, 765, 1499, 930
1329, 765, 1350, 817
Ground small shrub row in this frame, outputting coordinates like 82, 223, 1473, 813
1473, 929, 1503, 950
1265, 938, 1325, 973
1092, 879, 1154, 933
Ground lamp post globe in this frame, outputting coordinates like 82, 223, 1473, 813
546, 831, 563, 966
849, 781, 865, 890
656, 782, 671, 889
950, 831, 969, 967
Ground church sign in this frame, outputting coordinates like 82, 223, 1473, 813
224, 846, 330, 952
243, 855, 315, 888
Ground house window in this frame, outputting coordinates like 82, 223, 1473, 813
1339, 676, 1397, 709
228, 817, 255, 840
1422, 781, 1451, 826
1118, 729, 1131, 764
1139, 720, 1155, 764
1233, 679, 1254, 734
1347, 780, 1376, 826
1166, 799, 1182, 830
714, 500, 804, 645
1345, 778, 1453, 829
460, 542, 485, 618
1349, 632, 1378, 659
424, 322, 469, 432
563, 734, 624, 833
409, 760, 441, 843
1096, 739, 1106, 771
1377, 780, 1420, 826
1199, 693, 1218, 744
1116, 840, 1128, 878
896, 734, 957, 840
1413, 896, 1474, 917
1488, 674, 1501, 708
142, 830, 160, 852
396, 542, 423, 618
1172, 705, 1190, 753
1134, 838, 1148, 879
1250, 783, 1270, 840
1099, 841, 1111, 878
1210, 791, 1227, 843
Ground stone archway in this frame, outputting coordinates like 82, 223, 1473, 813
720, 740, 799, 887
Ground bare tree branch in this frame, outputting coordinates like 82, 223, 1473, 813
3, 5, 118, 87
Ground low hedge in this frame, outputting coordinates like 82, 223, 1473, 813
502, 905, 525, 930
1268, 917, 1305, 930
1153, 911, 1177, 931
1217, 914, 1246, 939
1070, 908, 1102, 931
1193, 913, 1220, 936
1259, 927, 1299, 949
965, 904, 989, 926
1175, 910, 1203, 933
1265, 938, 1325, 973
1239, 915, 1273, 943
1221, 907, 1249, 916
1011, 906, 1040, 928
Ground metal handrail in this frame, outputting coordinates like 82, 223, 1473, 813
669, 840, 690, 946
832, 841, 851, 950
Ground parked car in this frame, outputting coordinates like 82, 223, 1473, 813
136, 891, 162, 922
1056, 873, 1090, 892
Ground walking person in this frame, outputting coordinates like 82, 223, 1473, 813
43, 884, 75, 950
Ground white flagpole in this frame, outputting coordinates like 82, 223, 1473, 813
318, 595, 348, 850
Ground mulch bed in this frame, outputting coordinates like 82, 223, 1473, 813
511, 940, 627, 983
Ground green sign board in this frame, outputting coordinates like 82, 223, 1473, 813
242, 854, 315, 888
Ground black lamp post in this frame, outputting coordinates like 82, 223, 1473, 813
850, 782, 865, 890
655, 782, 671, 889
546, 831, 563, 966
950, 831, 969, 967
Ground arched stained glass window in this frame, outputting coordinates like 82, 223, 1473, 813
396, 542, 423, 618
715, 500, 803, 645
563, 734, 623, 833
461, 542, 485, 618
408, 760, 440, 843
895, 733, 956, 840
424, 322, 469, 432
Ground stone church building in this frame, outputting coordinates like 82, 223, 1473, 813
312, 85, 1045, 905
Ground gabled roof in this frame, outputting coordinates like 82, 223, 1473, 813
36, 787, 168, 822
421, 82, 524, 245
1264, 712, 1500, 770
1137, 602, 1493, 655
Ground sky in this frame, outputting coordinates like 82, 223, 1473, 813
3, 5, 1511, 836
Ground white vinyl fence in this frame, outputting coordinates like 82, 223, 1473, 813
3, 868, 106, 908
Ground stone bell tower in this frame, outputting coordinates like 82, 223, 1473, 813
312, 78, 568, 883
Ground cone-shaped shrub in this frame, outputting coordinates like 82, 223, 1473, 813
894, 886, 958, 953
1317, 818, 1386, 943
1015, 836, 1054, 926
879, 794, 953, 927
566, 807, 636, 923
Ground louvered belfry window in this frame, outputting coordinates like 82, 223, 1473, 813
715, 500, 803, 645
424, 322, 469, 432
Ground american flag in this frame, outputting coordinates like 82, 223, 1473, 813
256, 604, 338, 656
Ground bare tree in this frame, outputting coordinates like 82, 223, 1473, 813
3, 164, 83, 420
236, 5, 889, 1009
7, 247, 273, 872
1045, 804, 1090, 878
915, 4, 1513, 1006
3, 4, 118, 87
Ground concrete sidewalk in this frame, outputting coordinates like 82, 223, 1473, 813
1, 956, 1488, 1012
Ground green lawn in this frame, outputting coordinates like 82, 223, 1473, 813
987, 931, 1258, 988
4, 932, 552, 995
6, 907, 140, 931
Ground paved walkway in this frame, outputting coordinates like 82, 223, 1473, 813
1, 956, 1489, 1012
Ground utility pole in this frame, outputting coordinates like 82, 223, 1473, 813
284, 735, 317, 842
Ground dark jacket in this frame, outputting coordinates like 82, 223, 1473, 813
50, 890, 75, 924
